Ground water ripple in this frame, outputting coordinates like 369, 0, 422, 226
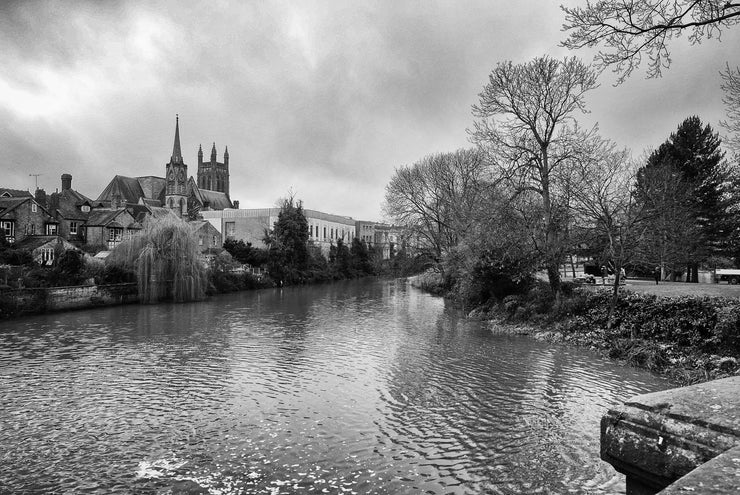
0, 279, 667, 494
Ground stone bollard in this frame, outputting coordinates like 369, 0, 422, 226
600, 376, 740, 494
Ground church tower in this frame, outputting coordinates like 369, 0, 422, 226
197, 141, 230, 195
165, 115, 188, 217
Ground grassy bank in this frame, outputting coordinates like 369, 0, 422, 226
470, 284, 740, 385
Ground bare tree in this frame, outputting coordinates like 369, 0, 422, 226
570, 135, 644, 321
720, 63, 740, 156
383, 148, 491, 260
561, 0, 740, 83
470, 55, 599, 294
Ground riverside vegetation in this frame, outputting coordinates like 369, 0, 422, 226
384, 53, 740, 386
412, 271, 740, 386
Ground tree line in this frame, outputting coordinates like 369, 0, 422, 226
384, 53, 740, 309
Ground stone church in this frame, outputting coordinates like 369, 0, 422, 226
97, 116, 234, 217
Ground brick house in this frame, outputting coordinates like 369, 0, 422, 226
0, 197, 57, 244
190, 220, 222, 253
47, 174, 95, 244
84, 209, 139, 250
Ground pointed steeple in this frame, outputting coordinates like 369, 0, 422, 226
223, 145, 229, 166
210, 142, 217, 162
171, 114, 182, 163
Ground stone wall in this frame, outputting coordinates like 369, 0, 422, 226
0, 283, 138, 318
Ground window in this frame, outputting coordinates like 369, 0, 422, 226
323, 227, 327, 239
81, 205, 90, 213
199, 237, 203, 246
1, 220, 14, 240
70, 222, 78, 235
225, 222, 235, 237
31, 203, 37, 213
213, 235, 218, 246
26, 224, 36, 235
45, 224, 57, 235
41, 248, 55, 265
108, 228, 122, 242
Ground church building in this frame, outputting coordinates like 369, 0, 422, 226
96, 116, 234, 217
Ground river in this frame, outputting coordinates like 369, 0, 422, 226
0, 278, 668, 494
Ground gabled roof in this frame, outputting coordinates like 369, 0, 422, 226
86, 208, 130, 227
0, 197, 30, 215
189, 220, 219, 233
96, 175, 167, 207
50, 188, 93, 220
0, 188, 32, 198
126, 203, 152, 223
15, 235, 77, 252
0, 197, 53, 219
148, 207, 178, 219
195, 188, 233, 210
136, 176, 166, 203
96, 175, 146, 204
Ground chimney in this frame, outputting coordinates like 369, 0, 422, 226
61, 174, 72, 191
232, 200, 239, 209
35, 188, 47, 207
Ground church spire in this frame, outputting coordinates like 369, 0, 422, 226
171, 114, 182, 163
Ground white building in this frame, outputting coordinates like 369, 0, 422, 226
200, 207, 356, 256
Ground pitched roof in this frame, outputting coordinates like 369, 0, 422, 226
15, 235, 77, 252
50, 188, 93, 220
148, 207, 178, 219
0, 197, 30, 215
126, 204, 152, 223
86, 209, 128, 227
196, 188, 232, 210
0, 188, 32, 198
136, 176, 166, 203
96, 175, 146, 204
0, 197, 53, 219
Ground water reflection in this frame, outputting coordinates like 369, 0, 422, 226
0, 279, 667, 494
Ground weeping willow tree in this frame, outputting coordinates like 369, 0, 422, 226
107, 215, 207, 303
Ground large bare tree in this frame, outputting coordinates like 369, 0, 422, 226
470, 55, 599, 294
561, 0, 740, 83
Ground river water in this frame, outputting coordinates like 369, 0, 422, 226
0, 279, 668, 494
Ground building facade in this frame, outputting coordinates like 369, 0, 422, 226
201, 208, 357, 255
0, 197, 57, 245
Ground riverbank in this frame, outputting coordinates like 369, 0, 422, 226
485, 286, 740, 385
409, 272, 740, 386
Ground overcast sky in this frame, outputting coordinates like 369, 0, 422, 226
1, 1, 737, 221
